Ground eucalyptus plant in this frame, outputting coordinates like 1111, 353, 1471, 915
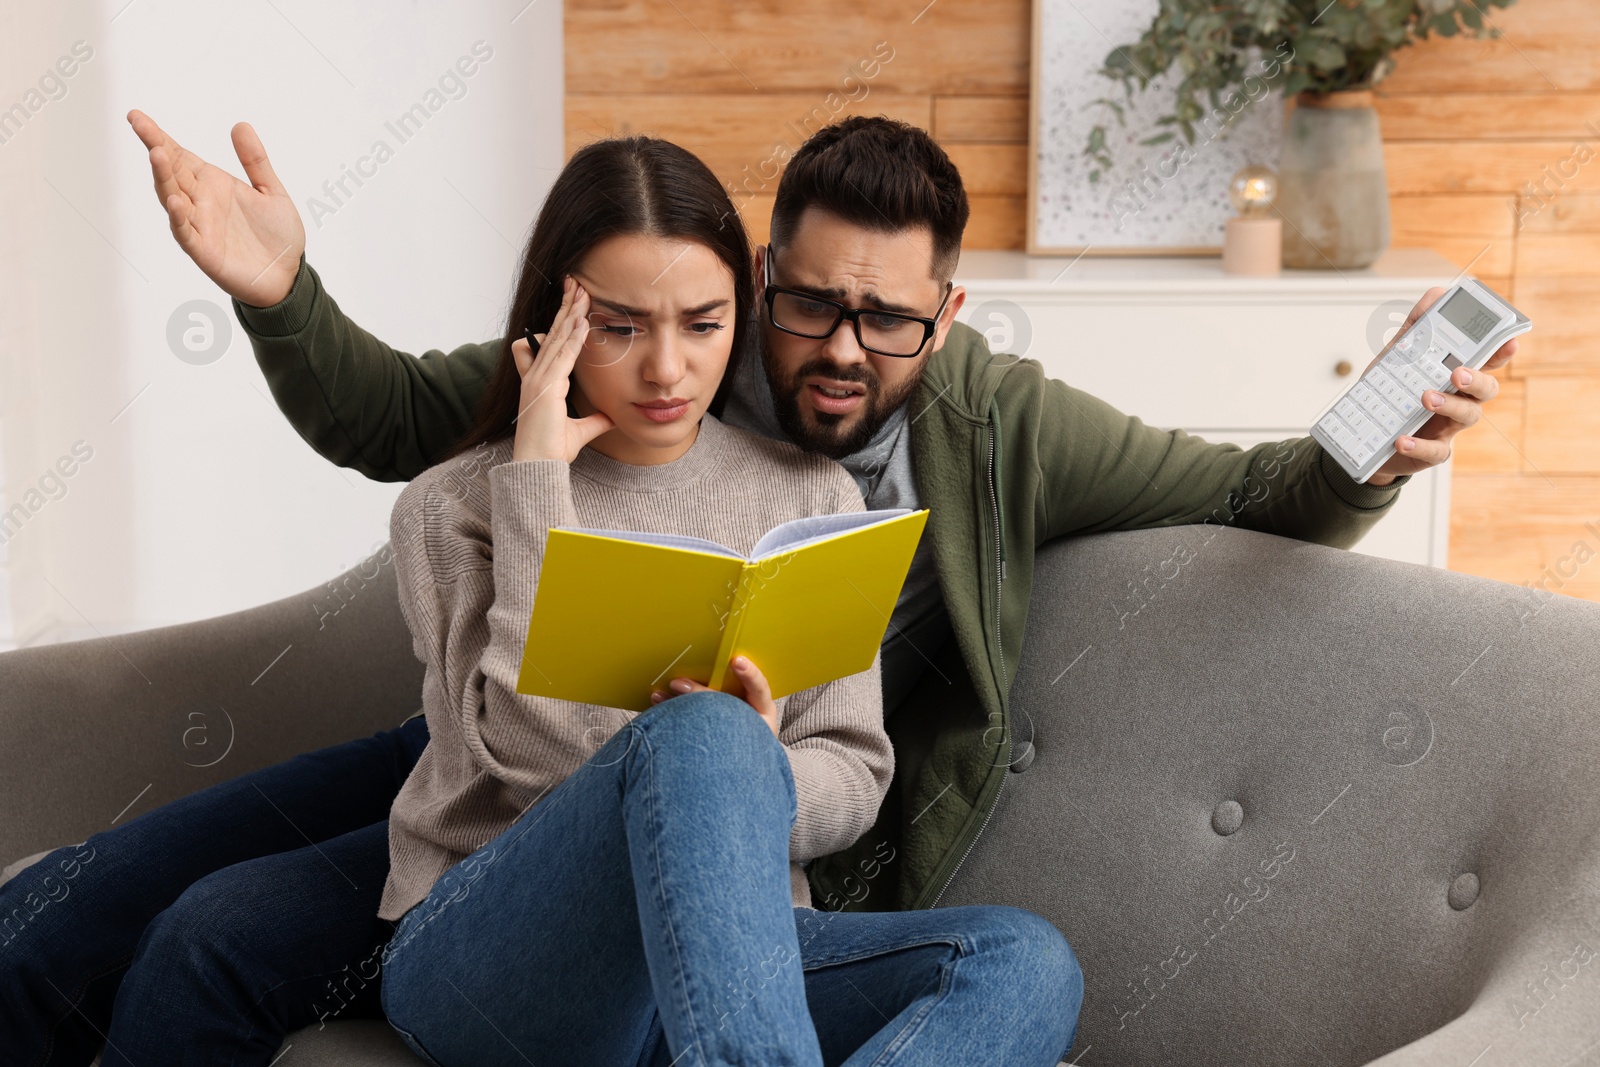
1083, 0, 1516, 182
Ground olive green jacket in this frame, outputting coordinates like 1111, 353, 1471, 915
234, 255, 1410, 913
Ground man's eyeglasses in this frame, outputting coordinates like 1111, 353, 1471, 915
763, 247, 952, 358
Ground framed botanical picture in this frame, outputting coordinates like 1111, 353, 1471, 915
1027, 0, 1285, 255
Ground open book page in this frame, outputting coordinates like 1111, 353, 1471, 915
749, 509, 914, 560
557, 527, 742, 559
559, 509, 913, 562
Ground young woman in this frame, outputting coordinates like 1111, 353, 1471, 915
370, 136, 1083, 1066
0, 134, 1080, 1067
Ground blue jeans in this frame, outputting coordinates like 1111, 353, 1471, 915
0, 716, 430, 1067
381, 691, 1082, 1067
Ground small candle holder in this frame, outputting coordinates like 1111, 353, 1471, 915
1223, 165, 1282, 277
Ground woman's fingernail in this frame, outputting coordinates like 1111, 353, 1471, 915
669, 678, 690, 693
733, 656, 748, 669
1401, 438, 1415, 451
650, 691, 662, 704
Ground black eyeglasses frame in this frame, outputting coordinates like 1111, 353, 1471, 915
761, 247, 952, 358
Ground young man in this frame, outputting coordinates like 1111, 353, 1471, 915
3, 111, 1512, 1065
211, 115, 1506, 912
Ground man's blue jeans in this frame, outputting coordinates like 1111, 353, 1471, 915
381, 691, 1082, 1067
0, 715, 430, 1067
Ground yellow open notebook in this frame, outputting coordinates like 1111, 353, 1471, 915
515, 509, 928, 711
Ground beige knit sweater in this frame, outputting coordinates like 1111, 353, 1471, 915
378, 412, 894, 922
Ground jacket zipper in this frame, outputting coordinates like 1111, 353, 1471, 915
929, 413, 1008, 908
930, 754, 1006, 908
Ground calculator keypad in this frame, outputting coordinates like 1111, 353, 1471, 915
1316, 318, 1456, 471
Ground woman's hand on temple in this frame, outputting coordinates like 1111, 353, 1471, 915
511, 276, 616, 463
650, 656, 780, 738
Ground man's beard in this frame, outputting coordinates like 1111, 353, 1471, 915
762, 337, 925, 460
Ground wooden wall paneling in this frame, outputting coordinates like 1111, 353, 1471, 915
1449, 474, 1600, 602
1385, 141, 1600, 197
735, 195, 776, 247
1388, 193, 1517, 277
964, 195, 1026, 249
1511, 275, 1600, 375
1376, 0, 1600, 94
941, 143, 1027, 197
1518, 189, 1600, 234
1523, 375, 1600, 475
1449, 377, 1526, 474
565, 92, 935, 188
565, 0, 1030, 96
933, 95, 1028, 142
1375, 91, 1600, 141
1514, 190, 1600, 379
1516, 231, 1600, 276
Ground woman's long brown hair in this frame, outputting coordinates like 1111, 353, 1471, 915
443, 136, 755, 462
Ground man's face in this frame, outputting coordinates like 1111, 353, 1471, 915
756, 207, 965, 459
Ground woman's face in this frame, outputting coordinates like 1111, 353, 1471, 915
565, 233, 737, 466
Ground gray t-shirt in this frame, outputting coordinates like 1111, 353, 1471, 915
718, 352, 951, 713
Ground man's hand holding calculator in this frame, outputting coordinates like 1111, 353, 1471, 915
1314, 281, 1531, 488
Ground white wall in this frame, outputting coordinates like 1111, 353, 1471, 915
0, 1, 563, 647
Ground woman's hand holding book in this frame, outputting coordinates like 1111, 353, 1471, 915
651, 656, 781, 739
512, 276, 616, 464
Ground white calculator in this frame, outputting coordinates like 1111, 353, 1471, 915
1310, 278, 1532, 484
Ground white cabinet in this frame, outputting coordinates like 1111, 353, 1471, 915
953, 248, 1460, 568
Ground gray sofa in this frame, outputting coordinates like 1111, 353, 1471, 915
4, 524, 1598, 1065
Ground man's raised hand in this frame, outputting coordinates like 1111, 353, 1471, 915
127, 111, 305, 308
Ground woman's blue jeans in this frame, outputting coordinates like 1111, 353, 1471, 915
381, 690, 1083, 1067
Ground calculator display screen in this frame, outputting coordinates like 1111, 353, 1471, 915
1438, 289, 1499, 344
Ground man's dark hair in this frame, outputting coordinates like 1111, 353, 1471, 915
769, 116, 969, 283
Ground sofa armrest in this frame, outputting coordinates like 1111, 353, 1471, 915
0, 546, 423, 863
1361, 885, 1600, 1065
939, 523, 1600, 1067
